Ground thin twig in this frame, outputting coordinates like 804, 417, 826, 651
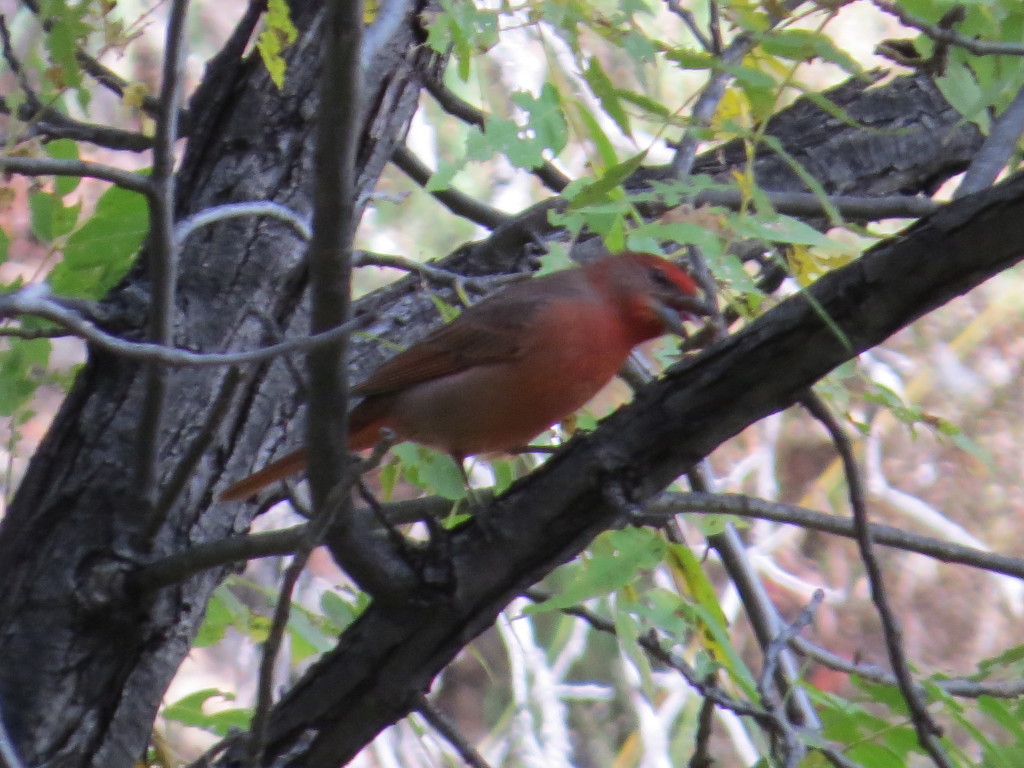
670, 0, 800, 178
870, 0, 1024, 57
801, 392, 954, 768
0, 155, 153, 195
665, 0, 714, 53
0, 325, 69, 340
76, 50, 167, 117
391, 144, 511, 230
686, 678, 717, 768
644, 492, 1024, 580
415, 694, 492, 768
760, 591, 822, 705
245, 549, 313, 764
137, 0, 192, 539
0, 17, 152, 151
0, 284, 372, 367
134, 525, 308, 593
525, 589, 770, 722
790, 635, 1024, 700
245, 440, 394, 764
354, 251, 530, 292
175, 201, 312, 244
687, 465, 821, 731
691, 187, 940, 220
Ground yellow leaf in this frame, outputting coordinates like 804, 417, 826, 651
122, 82, 149, 109
713, 89, 752, 131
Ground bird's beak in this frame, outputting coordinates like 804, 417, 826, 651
653, 295, 714, 337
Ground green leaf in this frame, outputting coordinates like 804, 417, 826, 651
936, 61, 992, 133
526, 528, 666, 613
584, 58, 632, 137
761, 29, 863, 75
566, 151, 647, 209
513, 83, 569, 157
286, 606, 333, 662
574, 103, 619, 171
41, 0, 90, 95
30, 192, 56, 242
847, 743, 907, 768
615, 88, 671, 119
0, 339, 52, 417
391, 443, 467, 500
162, 689, 252, 736
47, 139, 81, 196
194, 591, 233, 647
51, 184, 149, 299
256, 0, 299, 89
732, 214, 841, 249
320, 591, 358, 632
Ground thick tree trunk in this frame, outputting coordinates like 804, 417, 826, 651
0, 2, 433, 766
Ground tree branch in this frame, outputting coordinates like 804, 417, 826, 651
391, 144, 511, 230
801, 393, 953, 768
0, 156, 152, 195
137, 0, 190, 537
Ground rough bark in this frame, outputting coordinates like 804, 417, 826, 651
0, 14, 989, 768
0, 1, 433, 766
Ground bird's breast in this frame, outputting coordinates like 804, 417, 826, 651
382, 301, 636, 458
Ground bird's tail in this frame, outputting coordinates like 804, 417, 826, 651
217, 397, 392, 501
217, 447, 308, 501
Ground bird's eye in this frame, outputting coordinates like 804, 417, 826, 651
648, 267, 675, 290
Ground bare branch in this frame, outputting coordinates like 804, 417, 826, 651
246, 439, 396, 763
956, 82, 1024, 197
354, 251, 530, 292
685, 465, 820, 732
415, 695, 492, 768
686, 679, 717, 768
645, 492, 1024, 580
665, 0, 715, 53
0, 285, 371, 367
391, 144, 511, 230
304, 0, 418, 600
135, 526, 308, 594
0, 155, 153, 195
137, 0, 193, 532
871, 0, 1024, 57
694, 188, 940, 221
801, 392, 954, 768
176, 201, 312, 244
791, 636, 1024, 700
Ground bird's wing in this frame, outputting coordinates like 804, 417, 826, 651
353, 288, 554, 397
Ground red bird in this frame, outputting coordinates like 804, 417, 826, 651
219, 252, 706, 501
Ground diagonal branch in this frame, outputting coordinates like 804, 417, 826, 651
801, 392, 953, 768
391, 144, 511, 229
227, 163, 1024, 768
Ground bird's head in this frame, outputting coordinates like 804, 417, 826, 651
598, 251, 712, 341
